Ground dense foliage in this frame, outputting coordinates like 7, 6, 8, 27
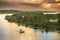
0, 10, 59, 14
5, 12, 60, 31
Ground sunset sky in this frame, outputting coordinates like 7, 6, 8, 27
0, 0, 60, 11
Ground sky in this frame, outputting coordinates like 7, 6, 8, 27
0, 0, 60, 11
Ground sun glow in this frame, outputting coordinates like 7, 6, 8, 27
24, 0, 43, 3
55, 0, 60, 2
41, 3, 52, 8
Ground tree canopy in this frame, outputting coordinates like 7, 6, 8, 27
5, 12, 60, 31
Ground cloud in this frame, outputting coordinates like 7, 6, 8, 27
44, 0, 55, 3
0, 0, 60, 11
44, 0, 60, 3
0, 1, 40, 7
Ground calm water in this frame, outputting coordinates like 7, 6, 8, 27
0, 14, 60, 40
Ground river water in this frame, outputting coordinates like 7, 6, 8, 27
0, 14, 60, 40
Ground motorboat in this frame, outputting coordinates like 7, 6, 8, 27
19, 29, 25, 33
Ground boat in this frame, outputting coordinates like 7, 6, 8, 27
19, 29, 25, 33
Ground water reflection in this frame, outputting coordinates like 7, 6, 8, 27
9, 23, 38, 40
36, 29, 60, 40
0, 14, 60, 40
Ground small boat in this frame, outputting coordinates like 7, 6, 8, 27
34, 27, 38, 29
19, 29, 25, 33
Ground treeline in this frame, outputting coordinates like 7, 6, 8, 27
5, 13, 60, 31
0, 10, 59, 14
0, 10, 20, 13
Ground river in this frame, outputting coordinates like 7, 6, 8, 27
0, 14, 60, 40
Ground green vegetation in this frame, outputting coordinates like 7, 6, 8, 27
0, 10, 59, 14
5, 12, 60, 32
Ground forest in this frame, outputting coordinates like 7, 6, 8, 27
5, 12, 60, 32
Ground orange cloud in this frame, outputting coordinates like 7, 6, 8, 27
42, 3, 52, 8
0, 0, 60, 11
55, 0, 60, 2
52, 3, 60, 8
